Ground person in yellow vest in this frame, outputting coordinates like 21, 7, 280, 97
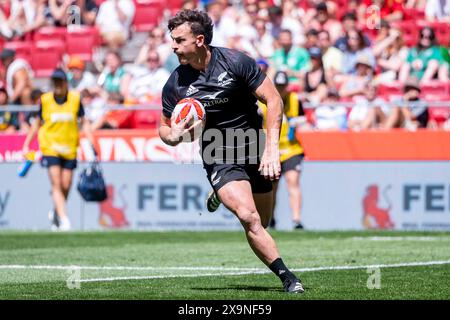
259, 71, 305, 230
22, 68, 96, 231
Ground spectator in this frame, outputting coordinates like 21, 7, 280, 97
267, 5, 304, 46
49, 0, 76, 26
372, 27, 408, 84
66, 56, 97, 92
251, 18, 275, 59
95, 0, 135, 49
79, 0, 99, 26
102, 92, 134, 129
318, 30, 344, 78
303, 47, 328, 104
135, 27, 172, 67
270, 29, 310, 84
348, 84, 394, 130
312, 89, 348, 130
80, 89, 109, 130
308, 2, 343, 43
0, 48, 33, 105
425, 0, 450, 21
256, 58, 269, 74
0, 87, 18, 133
125, 50, 170, 104
334, 12, 371, 52
304, 28, 319, 49
207, 0, 237, 47
399, 26, 449, 83
398, 77, 429, 129
6, 0, 47, 38
339, 55, 374, 99
341, 28, 375, 74
97, 50, 128, 96
20, 88, 43, 133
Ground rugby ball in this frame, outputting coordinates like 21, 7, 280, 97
173, 98, 205, 126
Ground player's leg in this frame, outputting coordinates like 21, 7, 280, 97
253, 191, 273, 229
217, 179, 304, 293
61, 159, 77, 199
285, 169, 303, 229
217, 180, 279, 264
269, 180, 279, 228
47, 164, 68, 221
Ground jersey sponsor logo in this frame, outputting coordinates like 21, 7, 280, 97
186, 85, 199, 96
201, 90, 224, 100
217, 71, 234, 87
50, 112, 74, 123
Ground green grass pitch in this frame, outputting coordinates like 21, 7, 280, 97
0, 230, 449, 299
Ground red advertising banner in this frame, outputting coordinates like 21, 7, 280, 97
0, 130, 201, 163
2, 129, 450, 162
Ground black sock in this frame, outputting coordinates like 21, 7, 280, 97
269, 258, 296, 283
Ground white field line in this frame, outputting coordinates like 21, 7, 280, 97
2, 260, 449, 283
351, 236, 449, 241
0, 265, 264, 271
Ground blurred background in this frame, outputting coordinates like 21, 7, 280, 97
0, 0, 449, 232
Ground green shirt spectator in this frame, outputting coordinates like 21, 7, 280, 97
406, 46, 444, 80
103, 67, 126, 93
271, 29, 310, 82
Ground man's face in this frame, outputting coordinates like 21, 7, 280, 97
318, 32, 330, 50
171, 23, 204, 65
52, 79, 68, 96
279, 32, 293, 50
147, 52, 160, 70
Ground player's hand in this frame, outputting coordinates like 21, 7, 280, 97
169, 113, 203, 144
259, 146, 281, 181
22, 146, 29, 157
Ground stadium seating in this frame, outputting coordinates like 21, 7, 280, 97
65, 26, 100, 61
378, 82, 403, 100
391, 21, 419, 47
132, 0, 164, 32
131, 110, 161, 129
33, 27, 67, 42
3, 41, 33, 65
31, 40, 65, 78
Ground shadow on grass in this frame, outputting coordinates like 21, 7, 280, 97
191, 285, 283, 292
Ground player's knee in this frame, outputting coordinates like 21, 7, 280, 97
237, 208, 262, 232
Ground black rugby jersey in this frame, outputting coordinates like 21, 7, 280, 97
162, 46, 267, 164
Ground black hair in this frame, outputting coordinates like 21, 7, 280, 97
418, 26, 437, 50
168, 9, 214, 45
342, 11, 357, 22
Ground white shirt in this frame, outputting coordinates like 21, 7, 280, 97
68, 71, 97, 92
314, 105, 348, 130
6, 59, 33, 98
349, 97, 389, 122
128, 66, 170, 100
96, 0, 135, 38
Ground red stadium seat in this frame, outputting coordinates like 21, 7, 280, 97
391, 21, 419, 47
33, 27, 67, 42
32, 40, 65, 78
66, 26, 100, 61
167, 0, 183, 14
3, 41, 33, 65
420, 82, 449, 98
378, 82, 403, 100
132, 0, 163, 32
131, 110, 160, 129
428, 106, 450, 125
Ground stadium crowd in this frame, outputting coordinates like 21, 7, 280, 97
0, 0, 450, 133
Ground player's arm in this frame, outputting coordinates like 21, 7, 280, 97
22, 117, 41, 155
253, 76, 283, 181
78, 102, 98, 156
